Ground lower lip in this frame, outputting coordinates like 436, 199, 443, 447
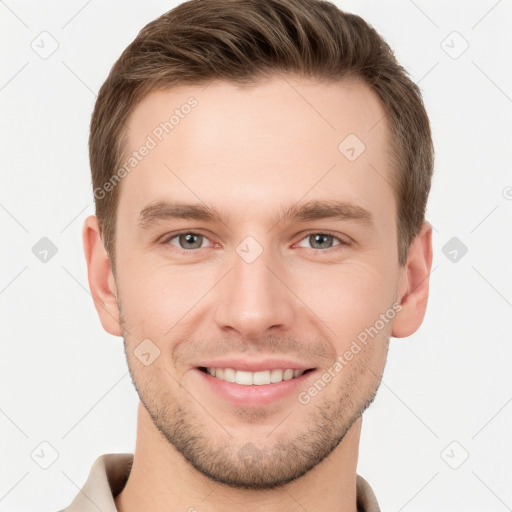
195, 369, 315, 406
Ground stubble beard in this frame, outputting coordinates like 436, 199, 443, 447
121, 333, 385, 490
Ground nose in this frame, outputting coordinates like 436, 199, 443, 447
213, 244, 296, 340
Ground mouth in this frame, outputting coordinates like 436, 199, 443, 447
194, 358, 318, 406
198, 366, 315, 385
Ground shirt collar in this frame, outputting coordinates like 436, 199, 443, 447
61, 453, 380, 512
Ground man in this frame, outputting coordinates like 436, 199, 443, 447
64, 0, 434, 510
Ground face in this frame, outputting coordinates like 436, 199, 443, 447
112, 75, 404, 488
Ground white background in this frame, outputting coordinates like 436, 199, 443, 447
1, 1, 511, 510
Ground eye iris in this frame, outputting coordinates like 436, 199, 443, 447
310, 234, 333, 249
174, 234, 337, 250
179, 233, 203, 249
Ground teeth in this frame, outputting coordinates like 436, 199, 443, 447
235, 370, 253, 385
270, 369, 283, 383
224, 368, 236, 382
253, 370, 271, 385
205, 367, 306, 385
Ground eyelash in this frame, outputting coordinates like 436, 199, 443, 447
160, 230, 350, 254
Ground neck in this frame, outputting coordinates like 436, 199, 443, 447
115, 402, 362, 512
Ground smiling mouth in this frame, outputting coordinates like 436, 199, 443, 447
198, 367, 314, 385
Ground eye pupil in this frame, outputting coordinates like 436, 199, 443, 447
310, 234, 333, 249
170, 232, 341, 252
179, 233, 203, 249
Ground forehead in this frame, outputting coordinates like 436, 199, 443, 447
119, 75, 394, 229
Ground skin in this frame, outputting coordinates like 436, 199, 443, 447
83, 74, 433, 512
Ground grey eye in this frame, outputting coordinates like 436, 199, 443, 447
295, 233, 343, 250
308, 233, 336, 249
172, 233, 205, 250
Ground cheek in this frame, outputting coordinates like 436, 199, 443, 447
117, 258, 220, 335
289, 260, 396, 343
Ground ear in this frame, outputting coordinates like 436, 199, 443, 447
392, 221, 433, 338
82, 215, 122, 336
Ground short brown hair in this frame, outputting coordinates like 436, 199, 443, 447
90, 0, 434, 268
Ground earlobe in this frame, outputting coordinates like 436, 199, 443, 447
82, 215, 122, 336
392, 221, 434, 338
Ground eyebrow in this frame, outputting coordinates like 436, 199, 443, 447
137, 199, 374, 229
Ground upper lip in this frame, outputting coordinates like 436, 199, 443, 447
196, 358, 316, 372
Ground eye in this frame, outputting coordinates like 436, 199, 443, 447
164, 232, 212, 251
295, 232, 348, 250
